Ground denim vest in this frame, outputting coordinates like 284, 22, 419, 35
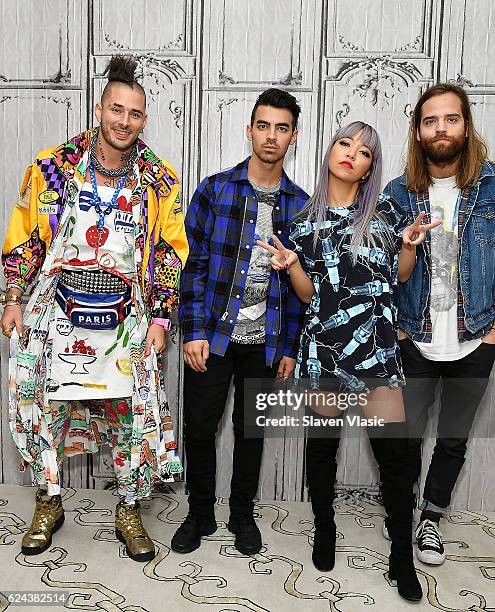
383, 162, 495, 341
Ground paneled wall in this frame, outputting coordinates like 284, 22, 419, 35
1, 0, 494, 510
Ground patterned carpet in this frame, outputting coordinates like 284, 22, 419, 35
0, 484, 494, 611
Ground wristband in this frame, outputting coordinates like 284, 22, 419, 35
151, 317, 171, 330
1, 293, 22, 306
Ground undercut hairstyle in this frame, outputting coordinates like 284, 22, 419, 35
101, 55, 146, 107
250, 88, 301, 130
296, 121, 394, 264
406, 83, 488, 192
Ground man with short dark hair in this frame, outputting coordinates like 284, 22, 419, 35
384, 83, 495, 565
172, 88, 308, 555
1, 55, 188, 561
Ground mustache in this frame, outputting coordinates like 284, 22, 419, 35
426, 134, 456, 144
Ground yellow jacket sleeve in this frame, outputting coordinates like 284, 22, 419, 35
151, 164, 189, 316
2, 163, 48, 292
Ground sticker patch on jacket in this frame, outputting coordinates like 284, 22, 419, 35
38, 190, 59, 204
38, 204, 58, 215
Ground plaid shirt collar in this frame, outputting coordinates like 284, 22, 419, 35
231, 156, 301, 196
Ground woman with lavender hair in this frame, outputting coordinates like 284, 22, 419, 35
258, 121, 440, 602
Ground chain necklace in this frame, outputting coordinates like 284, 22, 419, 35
90, 127, 137, 178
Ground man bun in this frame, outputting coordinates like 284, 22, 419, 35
100, 54, 146, 106
103, 55, 139, 84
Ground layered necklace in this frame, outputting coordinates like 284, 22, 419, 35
89, 127, 137, 178
88, 161, 127, 232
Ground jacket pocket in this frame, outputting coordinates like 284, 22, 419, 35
472, 203, 495, 245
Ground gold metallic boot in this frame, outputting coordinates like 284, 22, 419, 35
115, 501, 155, 562
21, 491, 65, 555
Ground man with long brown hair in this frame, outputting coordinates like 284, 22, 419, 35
384, 83, 495, 566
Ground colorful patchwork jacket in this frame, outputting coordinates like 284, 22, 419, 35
2, 128, 188, 318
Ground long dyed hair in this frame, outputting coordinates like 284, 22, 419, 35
297, 121, 393, 263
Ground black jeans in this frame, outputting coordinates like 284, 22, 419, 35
183, 342, 277, 520
400, 338, 495, 513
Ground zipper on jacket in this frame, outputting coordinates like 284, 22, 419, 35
221, 196, 250, 321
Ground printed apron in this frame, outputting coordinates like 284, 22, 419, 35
49, 183, 134, 400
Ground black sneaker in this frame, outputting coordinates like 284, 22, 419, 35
227, 515, 262, 555
415, 519, 445, 565
171, 514, 217, 554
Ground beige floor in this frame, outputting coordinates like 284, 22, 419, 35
0, 484, 494, 612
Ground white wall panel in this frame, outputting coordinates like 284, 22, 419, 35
0, 1, 84, 86
328, 0, 435, 55
93, 0, 193, 56
454, 0, 495, 88
204, 0, 319, 90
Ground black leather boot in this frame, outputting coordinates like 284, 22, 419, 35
306, 433, 340, 572
369, 424, 423, 602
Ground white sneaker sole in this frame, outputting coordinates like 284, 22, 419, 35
416, 548, 446, 565
382, 521, 391, 541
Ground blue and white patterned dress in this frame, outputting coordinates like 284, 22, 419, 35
290, 194, 407, 392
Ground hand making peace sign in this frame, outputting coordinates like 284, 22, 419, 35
256, 235, 299, 271
402, 212, 442, 247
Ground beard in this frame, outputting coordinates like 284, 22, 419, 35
421, 134, 466, 165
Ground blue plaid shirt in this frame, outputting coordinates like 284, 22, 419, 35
179, 157, 309, 366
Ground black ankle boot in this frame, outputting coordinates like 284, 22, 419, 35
306, 432, 340, 572
369, 425, 423, 602
388, 553, 422, 601
312, 521, 337, 571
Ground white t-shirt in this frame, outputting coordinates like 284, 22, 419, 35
415, 175, 481, 361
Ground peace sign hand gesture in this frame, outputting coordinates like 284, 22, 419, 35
256, 235, 299, 271
402, 212, 442, 247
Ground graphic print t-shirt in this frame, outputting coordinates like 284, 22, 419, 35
62, 182, 134, 276
230, 180, 279, 344
415, 175, 481, 360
